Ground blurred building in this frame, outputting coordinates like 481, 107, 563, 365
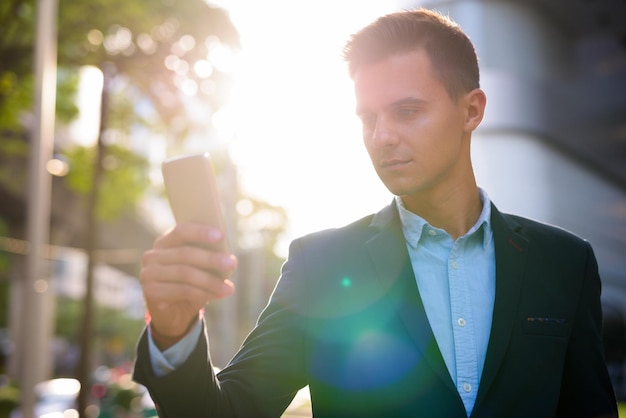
400, 0, 626, 399
51, 247, 144, 319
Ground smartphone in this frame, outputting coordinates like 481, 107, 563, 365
162, 153, 229, 251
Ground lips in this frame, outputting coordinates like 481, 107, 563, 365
379, 158, 412, 169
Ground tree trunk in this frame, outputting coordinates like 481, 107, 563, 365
75, 66, 109, 418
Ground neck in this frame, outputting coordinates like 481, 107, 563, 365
401, 181, 482, 241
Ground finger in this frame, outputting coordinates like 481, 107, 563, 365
144, 282, 212, 313
143, 246, 237, 275
141, 263, 235, 299
154, 223, 226, 249
143, 277, 235, 317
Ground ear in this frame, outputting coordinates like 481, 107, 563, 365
463, 88, 486, 133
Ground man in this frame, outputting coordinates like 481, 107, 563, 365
134, 8, 618, 417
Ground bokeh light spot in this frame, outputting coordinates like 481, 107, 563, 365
164, 54, 180, 71
46, 157, 69, 177
181, 79, 198, 96
178, 34, 196, 52
87, 29, 103, 46
194, 60, 213, 78
137, 33, 157, 54
33, 279, 48, 293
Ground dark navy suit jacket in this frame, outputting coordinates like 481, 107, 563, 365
134, 202, 618, 417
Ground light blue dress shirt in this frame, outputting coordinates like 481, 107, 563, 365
148, 320, 202, 377
396, 188, 495, 416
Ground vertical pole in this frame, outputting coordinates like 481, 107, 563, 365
76, 66, 108, 418
21, 0, 59, 417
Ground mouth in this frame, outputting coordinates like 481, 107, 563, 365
379, 158, 412, 169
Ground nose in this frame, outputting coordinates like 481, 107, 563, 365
370, 116, 398, 147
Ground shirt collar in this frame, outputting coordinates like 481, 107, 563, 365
396, 188, 493, 248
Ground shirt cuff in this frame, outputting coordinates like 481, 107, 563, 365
148, 320, 203, 377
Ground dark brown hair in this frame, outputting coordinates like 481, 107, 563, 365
343, 8, 480, 100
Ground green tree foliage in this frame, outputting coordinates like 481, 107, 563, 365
0, 1, 79, 129
56, 0, 239, 129
0, 0, 239, 130
64, 144, 149, 221
0, 2, 79, 201
0, 219, 9, 329
55, 297, 145, 362
0, 1, 37, 131
0, 0, 240, 217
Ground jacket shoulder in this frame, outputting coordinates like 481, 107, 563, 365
293, 201, 396, 249
497, 210, 590, 250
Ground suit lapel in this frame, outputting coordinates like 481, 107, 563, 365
365, 203, 457, 393
475, 205, 529, 407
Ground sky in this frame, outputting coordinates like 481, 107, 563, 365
210, 0, 397, 252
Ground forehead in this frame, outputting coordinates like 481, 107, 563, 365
353, 49, 447, 111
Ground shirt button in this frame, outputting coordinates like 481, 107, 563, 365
428, 229, 437, 236
463, 383, 472, 393
457, 317, 466, 327
451, 261, 459, 269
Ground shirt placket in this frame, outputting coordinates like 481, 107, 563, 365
449, 239, 479, 413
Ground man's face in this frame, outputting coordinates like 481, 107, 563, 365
354, 49, 474, 199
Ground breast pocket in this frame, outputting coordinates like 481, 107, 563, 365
523, 316, 569, 338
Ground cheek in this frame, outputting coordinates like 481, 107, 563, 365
403, 116, 459, 151
362, 130, 378, 156
363, 140, 378, 165
361, 129, 370, 147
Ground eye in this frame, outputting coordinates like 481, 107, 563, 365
394, 107, 419, 119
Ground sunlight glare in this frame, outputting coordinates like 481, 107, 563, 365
194, 59, 214, 78
212, 1, 396, 251
68, 66, 103, 147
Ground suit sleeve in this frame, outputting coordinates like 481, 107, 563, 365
133, 238, 310, 418
556, 241, 618, 418
133, 321, 228, 417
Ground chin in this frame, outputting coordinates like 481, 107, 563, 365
383, 181, 429, 199
381, 183, 416, 198
375, 170, 425, 197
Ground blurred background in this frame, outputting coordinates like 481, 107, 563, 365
0, 0, 624, 417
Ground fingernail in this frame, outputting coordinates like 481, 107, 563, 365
208, 229, 222, 241
221, 255, 235, 268
221, 280, 234, 295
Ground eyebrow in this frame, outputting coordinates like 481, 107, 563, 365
390, 97, 429, 108
356, 96, 429, 116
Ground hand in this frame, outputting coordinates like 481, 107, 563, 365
140, 223, 237, 342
